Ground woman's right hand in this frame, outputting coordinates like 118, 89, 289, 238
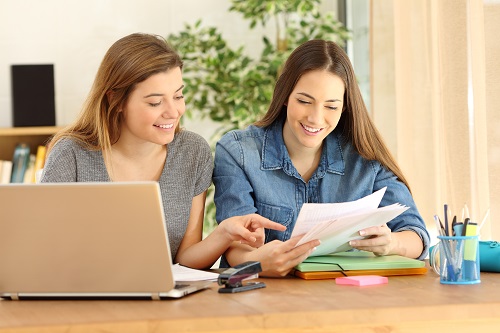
219, 214, 286, 248
243, 235, 320, 277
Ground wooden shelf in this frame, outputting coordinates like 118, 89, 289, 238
0, 126, 63, 161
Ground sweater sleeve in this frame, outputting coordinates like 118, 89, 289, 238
40, 139, 79, 182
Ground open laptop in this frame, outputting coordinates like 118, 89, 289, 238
0, 182, 213, 300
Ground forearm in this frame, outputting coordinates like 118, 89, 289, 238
224, 242, 254, 267
175, 227, 233, 270
390, 230, 424, 259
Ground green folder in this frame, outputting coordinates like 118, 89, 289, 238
295, 251, 426, 273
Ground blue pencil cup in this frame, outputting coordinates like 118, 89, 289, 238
431, 235, 480, 285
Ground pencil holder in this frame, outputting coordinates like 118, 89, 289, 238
431, 240, 500, 273
431, 235, 480, 285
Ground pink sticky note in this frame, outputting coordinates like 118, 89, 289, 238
335, 275, 388, 286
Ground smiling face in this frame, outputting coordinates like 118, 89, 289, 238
119, 67, 185, 146
283, 69, 345, 153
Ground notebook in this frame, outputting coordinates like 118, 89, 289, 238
292, 251, 427, 280
0, 182, 213, 300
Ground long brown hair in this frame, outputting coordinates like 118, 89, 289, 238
255, 39, 411, 191
47, 33, 183, 155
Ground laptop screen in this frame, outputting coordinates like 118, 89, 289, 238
0, 182, 177, 299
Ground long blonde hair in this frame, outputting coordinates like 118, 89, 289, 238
47, 33, 183, 155
256, 39, 411, 191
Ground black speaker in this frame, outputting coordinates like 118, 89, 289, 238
11, 64, 56, 127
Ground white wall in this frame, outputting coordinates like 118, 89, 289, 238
0, 0, 274, 140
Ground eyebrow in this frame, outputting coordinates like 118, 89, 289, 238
143, 84, 184, 98
296, 92, 341, 103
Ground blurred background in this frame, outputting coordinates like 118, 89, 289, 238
1, 0, 498, 243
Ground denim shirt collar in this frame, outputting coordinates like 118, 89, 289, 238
261, 119, 345, 177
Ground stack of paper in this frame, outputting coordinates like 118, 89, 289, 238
292, 187, 409, 256
172, 264, 219, 282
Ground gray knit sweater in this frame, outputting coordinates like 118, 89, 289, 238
41, 130, 213, 260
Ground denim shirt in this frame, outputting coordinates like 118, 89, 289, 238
213, 120, 430, 264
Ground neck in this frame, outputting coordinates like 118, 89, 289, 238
282, 122, 322, 182
104, 135, 167, 182
111, 139, 165, 159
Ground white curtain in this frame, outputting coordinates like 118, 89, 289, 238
370, 0, 498, 241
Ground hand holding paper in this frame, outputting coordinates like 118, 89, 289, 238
292, 187, 409, 256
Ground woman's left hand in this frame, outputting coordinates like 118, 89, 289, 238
348, 224, 393, 256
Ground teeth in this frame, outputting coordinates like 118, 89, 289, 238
303, 124, 321, 133
156, 124, 174, 129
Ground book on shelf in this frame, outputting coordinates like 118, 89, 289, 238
0, 160, 13, 184
292, 187, 409, 257
22, 154, 36, 183
32, 145, 47, 183
1, 144, 47, 184
10, 143, 31, 183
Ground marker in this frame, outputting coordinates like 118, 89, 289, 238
463, 221, 479, 281
461, 218, 470, 237
463, 221, 478, 261
452, 221, 463, 237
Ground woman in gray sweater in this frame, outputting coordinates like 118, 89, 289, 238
41, 33, 285, 270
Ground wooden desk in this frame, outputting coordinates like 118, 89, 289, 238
1, 269, 499, 333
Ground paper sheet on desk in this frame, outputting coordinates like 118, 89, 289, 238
292, 187, 409, 256
172, 263, 219, 282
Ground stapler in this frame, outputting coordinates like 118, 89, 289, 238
218, 261, 266, 293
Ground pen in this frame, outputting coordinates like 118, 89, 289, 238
433, 215, 445, 237
434, 215, 458, 281
444, 204, 449, 236
438, 216, 445, 234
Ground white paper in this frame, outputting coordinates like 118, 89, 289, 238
172, 263, 219, 282
292, 188, 409, 256
292, 187, 387, 237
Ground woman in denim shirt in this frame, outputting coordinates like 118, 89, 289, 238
213, 39, 430, 277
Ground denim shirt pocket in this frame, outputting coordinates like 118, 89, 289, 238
256, 201, 293, 242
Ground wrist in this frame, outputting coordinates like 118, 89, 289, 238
390, 232, 407, 257
215, 221, 236, 246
